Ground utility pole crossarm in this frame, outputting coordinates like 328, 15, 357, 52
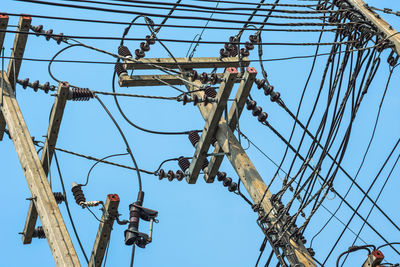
204, 67, 257, 183
89, 194, 120, 267
347, 0, 400, 56
0, 74, 80, 266
124, 56, 249, 70
186, 68, 237, 184
22, 82, 70, 245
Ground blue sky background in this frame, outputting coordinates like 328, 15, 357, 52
1, 0, 400, 266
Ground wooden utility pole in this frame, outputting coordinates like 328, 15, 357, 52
120, 56, 316, 267
346, 0, 400, 56
0, 16, 81, 266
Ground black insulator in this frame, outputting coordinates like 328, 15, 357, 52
20, 78, 29, 89
256, 79, 265, 89
229, 45, 238, 57
33, 226, 46, 239
31, 24, 43, 36
191, 70, 198, 80
217, 171, 226, 182
115, 63, 127, 76
270, 91, 280, 102
135, 49, 145, 59
222, 177, 232, 187
158, 169, 166, 180
42, 82, 50, 93
145, 35, 155, 45
202, 158, 209, 171
246, 100, 257, 110
31, 80, 39, 92
307, 248, 315, 257
70, 88, 94, 101
224, 42, 232, 51
245, 41, 254, 51
228, 182, 237, 192
45, 29, 53, 41
71, 182, 86, 207
193, 94, 199, 106
220, 48, 229, 58
167, 170, 175, 181
188, 131, 200, 147
200, 72, 208, 84
240, 48, 250, 57
53, 192, 65, 204
204, 86, 217, 98
252, 106, 262, 117
118, 45, 132, 57
56, 33, 64, 45
176, 170, 184, 181
258, 112, 268, 123
182, 94, 189, 105
264, 85, 274, 96
140, 42, 150, 52
229, 36, 236, 43
210, 73, 219, 85
249, 34, 258, 44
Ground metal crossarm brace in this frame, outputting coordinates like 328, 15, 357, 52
124, 56, 249, 70
118, 73, 239, 87
89, 194, 120, 267
204, 67, 257, 183
0, 14, 9, 141
0, 74, 80, 266
346, 0, 400, 56
186, 73, 316, 267
186, 68, 237, 184
0, 16, 31, 140
22, 82, 70, 244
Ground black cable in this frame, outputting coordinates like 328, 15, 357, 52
65, 0, 330, 20
53, 151, 89, 263
378, 243, 400, 250
81, 152, 129, 187
95, 95, 143, 192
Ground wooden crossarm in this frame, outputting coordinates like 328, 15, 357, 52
186, 68, 237, 184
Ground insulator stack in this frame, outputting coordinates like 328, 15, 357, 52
246, 100, 268, 124
255, 79, 280, 102
307, 248, 315, 256
190, 70, 198, 80
71, 182, 86, 207
210, 136, 217, 147
115, 62, 128, 77
216, 171, 237, 192
53, 192, 65, 204
158, 169, 184, 181
188, 131, 200, 147
201, 158, 209, 171
32, 226, 46, 239
69, 88, 94, 101
200, 72, 208, 84
17, 78, 56, 93
118, 45, 132, 58
135, 35, 156, 59
30, 25, 66, 44
178, 156, 190, 172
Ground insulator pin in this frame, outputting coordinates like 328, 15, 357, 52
118, 45, 132, 57
188, 131, 200, 147
178, 156, 190, 172
33, 226, 46, 239
53, 192, 65, 204
115, 63, 128, 77
71, 182, 86, 207
69, 88, 94, 101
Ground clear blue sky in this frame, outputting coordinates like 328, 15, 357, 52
1, 0, 400, 266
